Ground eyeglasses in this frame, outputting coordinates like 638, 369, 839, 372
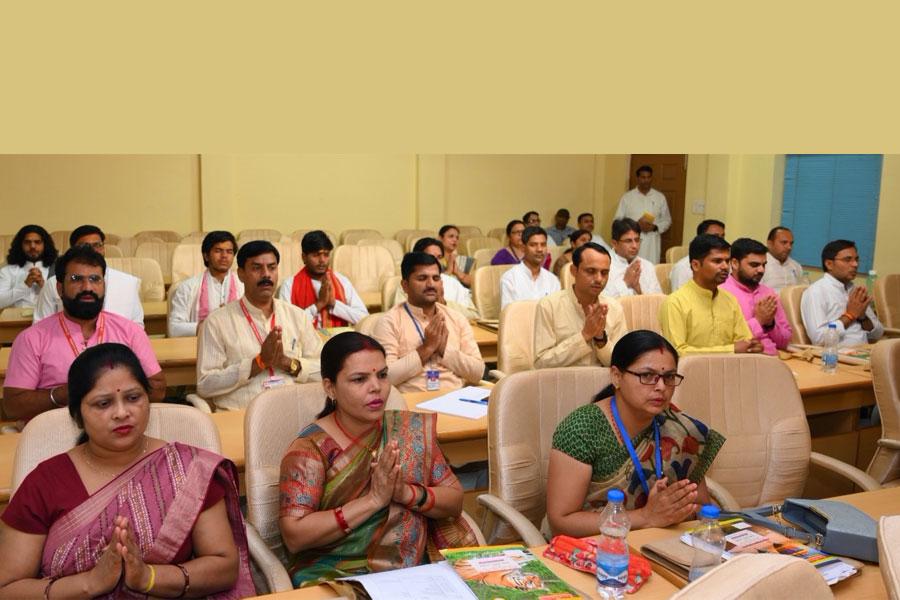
623, 369, 684, 387
67, 274, 104, 284
79, 241, 104, 250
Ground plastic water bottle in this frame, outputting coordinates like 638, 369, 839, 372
595, 489, 631, 599
688, 504, 725, 581
821, 322, 839, 374
867, 270, 877, 295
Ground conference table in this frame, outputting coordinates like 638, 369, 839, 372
0, 301, 168, 344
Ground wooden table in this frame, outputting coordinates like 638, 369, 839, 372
471, 323, 497, 363
629, 486, 900, 600
143, 300, 168, 336
245, 544, 679, 599
0, 302, 171, 345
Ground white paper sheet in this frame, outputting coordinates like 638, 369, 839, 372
341, 561, 476, 600
416, 386, 491, 419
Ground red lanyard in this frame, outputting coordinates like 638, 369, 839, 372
58, 312, 105, 358
240, 300, 276, 375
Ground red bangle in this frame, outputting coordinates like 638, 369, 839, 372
404, 483, 420, 509
334, 506, 352, 535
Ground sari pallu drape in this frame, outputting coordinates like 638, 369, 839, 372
287, 410, 477, 587
42, 442, 256, 599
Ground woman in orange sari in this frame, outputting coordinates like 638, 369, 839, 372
279, 332, 476, 587
0, 343, 255, 598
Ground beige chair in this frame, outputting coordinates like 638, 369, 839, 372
487, 227, 506, 241
875, 274, 900, 334
10, 404, 288, 594
672, 354, 880, 510
780, 284, 811, 344
477, 367, 611, 544
879, 515, 900, 600
135, 241, 179, 285
403, 230, 435, 251
115, 236, 139, 256
472, 265, 513, 321
237, 229, 283, 244
456, 226, 482, 238
358, 238, 403, 265
243, 382, 484, 590
274, 241, 304, 283
135, 230, 182, 243
472, 248, 496, 270
171, 243, 206, 284
182, 231, 207, 243
465, 236, 502, 256
332, 245, 394, 310
868, 338, 900, 486
655, 263, 673, 294
560, 263, 575, 289
50, 230, 72, 251
105, 233, 121, 246
133, 234, 167, 246
106, 257, 165, 302
290, 229, 338, 247
669, 553, 833, 599
104, 244, 124, 258
354, 312, 383, 336
665, 245, 688, 264
618, 294, 666, 333
381, 274, 402, 311
495, 300, 537, 376
341, 229, 382, 245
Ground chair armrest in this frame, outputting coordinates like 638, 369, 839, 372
705, 476, 741, 511
809, 452, 881, 492
245, 523, 293, 593
476, 493, 545, 547
460, 510, 487, 546
186, 393, 213, 413
878, 438, 900, 451
883, 327, 900, 338
487, 369, 506, 381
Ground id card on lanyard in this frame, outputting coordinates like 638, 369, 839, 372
403, 303, 440, 391
610, 396, 662, 497
59, 312, 105, 358
240, 300, 283, 387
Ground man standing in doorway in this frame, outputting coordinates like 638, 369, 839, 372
614, 165, 672, 264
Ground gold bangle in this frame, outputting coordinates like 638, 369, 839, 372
142, 565, 156, 594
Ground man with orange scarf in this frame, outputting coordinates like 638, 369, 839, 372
279, 230, 369, 328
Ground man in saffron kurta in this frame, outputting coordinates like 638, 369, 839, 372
660, 235, 761, 355
719, 238, 792, 355
279, 230, 368, 327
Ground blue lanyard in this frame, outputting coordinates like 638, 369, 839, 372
403, 303, 426, 344
610, 395, 662, 496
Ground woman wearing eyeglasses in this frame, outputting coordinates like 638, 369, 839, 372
546, 330, 725, 535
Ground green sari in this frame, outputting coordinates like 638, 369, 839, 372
279, 410, 477, 587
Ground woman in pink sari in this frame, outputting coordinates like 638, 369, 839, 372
0, 343, 255, 599
279, 332, 477, 588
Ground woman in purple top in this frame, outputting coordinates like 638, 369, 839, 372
491, 219, 551, 269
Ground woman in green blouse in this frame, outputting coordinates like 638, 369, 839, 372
546, 330, 725, 536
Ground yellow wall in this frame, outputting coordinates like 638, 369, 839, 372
0, 155, 200, 236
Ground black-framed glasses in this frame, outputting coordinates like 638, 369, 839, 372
623, 369, 684, 387
79, 241, 104, 250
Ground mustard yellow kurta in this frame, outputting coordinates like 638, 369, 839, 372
659, 279, 752, 355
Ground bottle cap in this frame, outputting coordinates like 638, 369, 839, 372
699, 504, 720, 519
869, 270, 877, 276
607, 489, 625, 503
827, 322, 837, 329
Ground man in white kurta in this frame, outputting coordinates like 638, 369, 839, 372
800, 240, 883, 347
499, 228, 561, 310
534, 244, 627, 368
761, 227, 804, 291
614, 165, 672, 264
603, 218, 663, 298
197, 241, 322, 410
168, 231, 244, 337
0, 225, 57, 309
32, 226, 143, 325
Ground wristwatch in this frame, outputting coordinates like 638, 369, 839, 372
592, 330, 608, 346
289, 358, 302, 378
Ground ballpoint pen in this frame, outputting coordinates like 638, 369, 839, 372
459, 398, 488, 405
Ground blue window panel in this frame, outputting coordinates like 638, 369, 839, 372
781, 154, 881, 272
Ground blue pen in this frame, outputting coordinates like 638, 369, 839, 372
459, 398, 488, 405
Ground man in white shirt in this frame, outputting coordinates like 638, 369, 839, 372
670, 219, 726, 291
33, 225, 144, 325
0, 225, 58, 309
392, 238, 479, 319
761, 226, 804, 291
604, 218, 663, 298
198, 240, 323, 410
168, 231, 244, 337
801, 239, 883, 347
523, 211, 556, 246
576, 212, 611, 250
614, 165, 673, 264
279, 230, 368, 327
500, 227, 561, 310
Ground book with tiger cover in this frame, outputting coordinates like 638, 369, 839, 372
441, 545, 582, 599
